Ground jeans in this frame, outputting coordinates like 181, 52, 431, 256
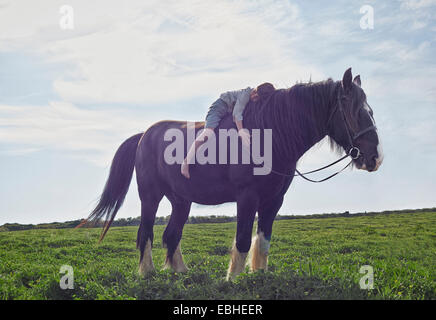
204, 98, 230, 129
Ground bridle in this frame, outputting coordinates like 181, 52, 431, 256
270, 86, 377, 182
325, 87, 377, 161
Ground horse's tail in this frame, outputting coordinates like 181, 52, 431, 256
76, 132, 143, 242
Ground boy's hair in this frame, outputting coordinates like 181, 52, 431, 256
256, 82, 275, 99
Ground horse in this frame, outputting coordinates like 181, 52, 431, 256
80, 68, 383, 280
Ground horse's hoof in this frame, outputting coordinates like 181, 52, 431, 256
225, 272, 239, 282
138, 266, 155, 277
163, 262, 189, 273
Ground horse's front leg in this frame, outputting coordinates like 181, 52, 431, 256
249, 195, 284, 272
226, 189, 259, 281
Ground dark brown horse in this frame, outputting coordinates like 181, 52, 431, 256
82, 68, 383, 280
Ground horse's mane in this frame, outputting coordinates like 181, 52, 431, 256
243, 79, 342, 162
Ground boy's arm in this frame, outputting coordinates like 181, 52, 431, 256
232, 88, 252, 124
235, 119, 244, 131
236, 120, 250, 146
235, 119, 250, 146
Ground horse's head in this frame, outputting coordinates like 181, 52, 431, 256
328, 68, 383, 172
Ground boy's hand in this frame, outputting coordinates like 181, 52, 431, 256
238, 128, 251, 146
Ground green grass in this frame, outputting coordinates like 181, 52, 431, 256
0, 211, 435, 300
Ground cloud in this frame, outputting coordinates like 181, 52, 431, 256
370, 40, 429, 62
0, 101, 157, 166
1, 147, 41, 156
0, 0, 326, 169
0, 0, 316, 105
400, 0, 436, 9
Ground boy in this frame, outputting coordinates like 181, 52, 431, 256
181, 83, 275, 179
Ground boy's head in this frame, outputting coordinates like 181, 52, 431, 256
250, 82, 275, 102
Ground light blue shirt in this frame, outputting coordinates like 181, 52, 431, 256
219, 87, 253, 122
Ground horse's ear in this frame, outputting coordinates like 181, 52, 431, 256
353, 75, 361, 87
342, 67, 353, 92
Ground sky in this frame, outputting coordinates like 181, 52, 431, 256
0, 0, 435, 224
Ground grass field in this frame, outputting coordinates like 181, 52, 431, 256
0, 211, 434, 300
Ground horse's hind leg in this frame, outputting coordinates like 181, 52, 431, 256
162, 194, 191, 272
137, 190, 163, 276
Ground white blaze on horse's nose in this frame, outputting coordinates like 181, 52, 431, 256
374, 137, 384, 171
364, 102, 375, 125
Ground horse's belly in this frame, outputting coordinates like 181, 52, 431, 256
174, 181, 236, 205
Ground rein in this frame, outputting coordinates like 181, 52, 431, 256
268, 152, 353, 182
268, 87, 377, 183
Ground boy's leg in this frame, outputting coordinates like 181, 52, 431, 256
181, 128, 214, 179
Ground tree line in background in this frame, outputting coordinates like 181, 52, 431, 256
1, 207, 435, 232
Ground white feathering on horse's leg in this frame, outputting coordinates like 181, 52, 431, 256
226, 240, 248, 281
163, 242, 188, 273
249, 232, 270, 272
138, 239, 155, 276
